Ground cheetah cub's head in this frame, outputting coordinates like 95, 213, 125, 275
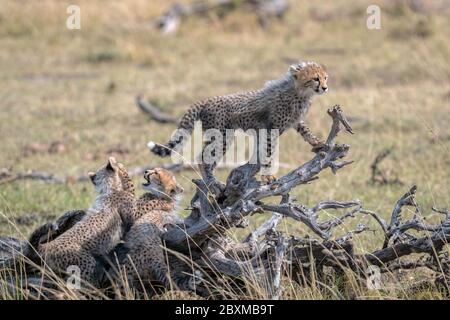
142, 168, 184, 201
88, 157, 132, 195
289, 61, 328, 97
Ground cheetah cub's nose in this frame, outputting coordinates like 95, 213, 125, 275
322, 86, 328, 92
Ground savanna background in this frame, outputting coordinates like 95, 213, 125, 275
0, 0, 449, 299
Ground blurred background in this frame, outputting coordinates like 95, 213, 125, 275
0, 0, 449, 254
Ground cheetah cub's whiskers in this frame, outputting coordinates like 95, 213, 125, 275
149, 60, 329, 192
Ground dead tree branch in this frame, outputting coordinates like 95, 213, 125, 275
3, 105, 449, 299
159, 105, 449, 296
154, 0, 289, 34
370, 148, 403, 185
135, 95, 177, 124
160, 105, 363, 290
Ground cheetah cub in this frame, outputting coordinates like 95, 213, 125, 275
27, 157, 135, 287
133, 167, 184, 227
148, 61, 329, 189
111, 168, 195, 295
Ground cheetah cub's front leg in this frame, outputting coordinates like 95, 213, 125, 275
296, 121, 327, 153
260, 128, 278, 185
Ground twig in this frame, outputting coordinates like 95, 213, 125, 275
370, 148, 403, 185
135, 95, 177, 124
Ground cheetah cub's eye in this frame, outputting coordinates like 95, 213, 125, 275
314, 77, 320, 82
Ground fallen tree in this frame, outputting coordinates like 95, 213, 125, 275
156, 105, 449, 298
1, 105, 448, 299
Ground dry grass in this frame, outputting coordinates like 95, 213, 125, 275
0, 0, 449, 299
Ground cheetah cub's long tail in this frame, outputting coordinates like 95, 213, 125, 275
148, 103, 203, 157
24, 222, 59, 264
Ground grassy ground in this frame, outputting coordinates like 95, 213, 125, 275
0, 0, 449, 299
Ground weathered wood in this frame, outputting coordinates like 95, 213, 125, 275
3, 105, 449, 299
370, 148, 403, 185
0, 237, 26, 263
159, 105, 449, 297
135, 95, 178, 124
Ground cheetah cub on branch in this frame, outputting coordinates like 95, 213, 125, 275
148, 61, 329, 190
110, 168, 196, 296
27, 157, 135, 287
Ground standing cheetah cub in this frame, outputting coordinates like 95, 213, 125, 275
111, 168, 196, 295
148, 61, 329, 189
27, 157, 135, 287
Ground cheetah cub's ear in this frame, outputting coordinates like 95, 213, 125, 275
289, 63, 302, 79
289, 61, 322, 79
106, 156, 118, 171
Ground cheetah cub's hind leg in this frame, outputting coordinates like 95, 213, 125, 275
197, 129, 234, 195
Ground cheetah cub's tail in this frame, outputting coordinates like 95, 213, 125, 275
24, 222, 59, 264
148, 104, 203, 158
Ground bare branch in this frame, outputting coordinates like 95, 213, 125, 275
370, 148, 403, 185
153, 0, 289, 34
135, 95, 177, 124
243, 213, 283, 248
5, 104, 449, 299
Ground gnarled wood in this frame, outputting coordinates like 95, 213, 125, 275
2, 105, 449, 299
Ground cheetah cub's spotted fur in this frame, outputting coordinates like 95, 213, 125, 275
131, 167, 184, 227
28, 157, 135, 287
112, 168, 195, 294
149, 61, 329, 188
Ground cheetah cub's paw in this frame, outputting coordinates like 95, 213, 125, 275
261, 174, 277, 185
311, 141, 328, 153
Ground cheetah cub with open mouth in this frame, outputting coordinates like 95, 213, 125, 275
110, 168, 199, 296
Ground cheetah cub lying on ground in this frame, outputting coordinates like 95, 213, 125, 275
149, 61, 329, 191
108, 168, 198, 296
26, 157, 135, 288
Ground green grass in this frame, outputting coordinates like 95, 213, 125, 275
0, 0, 449, 299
